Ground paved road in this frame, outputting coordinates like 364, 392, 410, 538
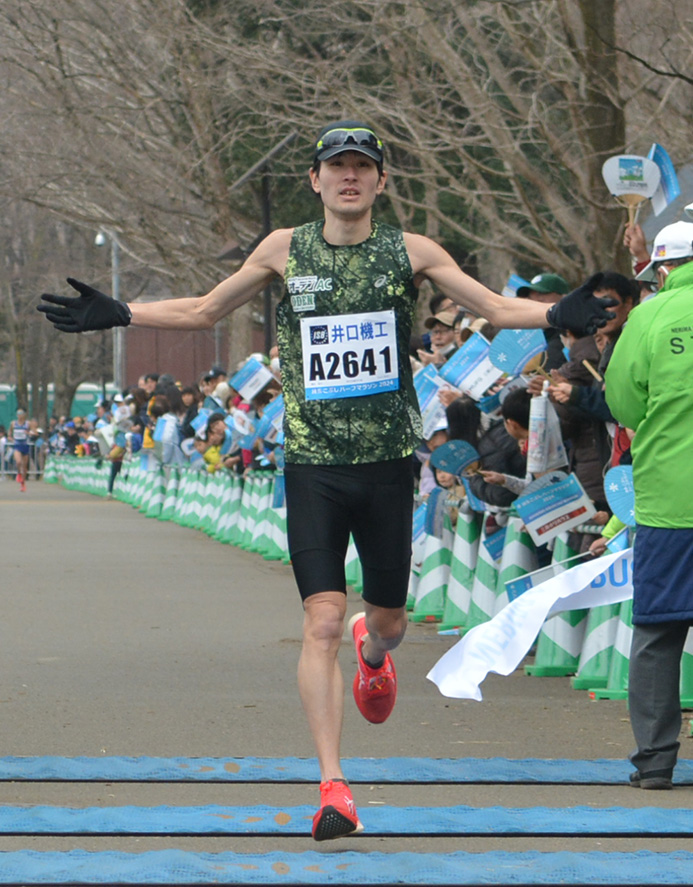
1, 475, 692, 859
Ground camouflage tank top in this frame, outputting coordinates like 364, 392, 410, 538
276, 220, 423, 465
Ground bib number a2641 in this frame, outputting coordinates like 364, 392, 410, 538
301, 309, 399, 401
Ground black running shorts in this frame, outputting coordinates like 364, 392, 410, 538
284, 456, 415, 608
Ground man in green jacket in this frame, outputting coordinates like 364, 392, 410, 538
605, 220, 693, 791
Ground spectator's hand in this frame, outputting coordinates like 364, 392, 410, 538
527, 375, 546, 396
546, 274, 617, 336
548, 381, 573, 404
487, 376, 512, 394
438, 386, 462, 407
417, 348, 444, 367
589, 536, 608, 557
623, 224, 649, 263
38, 278, 132, 333
480, 470, 506, 486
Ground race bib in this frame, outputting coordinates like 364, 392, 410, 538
301, 310, 399, 400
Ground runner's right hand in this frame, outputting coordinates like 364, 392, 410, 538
38, 278, 132, 333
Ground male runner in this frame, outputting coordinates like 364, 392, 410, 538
39, 120, 614, 840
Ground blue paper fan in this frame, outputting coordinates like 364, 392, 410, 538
604, 465, 636, 527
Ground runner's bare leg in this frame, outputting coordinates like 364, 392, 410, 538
361, 602, 408, 666
298, 592, 348, 781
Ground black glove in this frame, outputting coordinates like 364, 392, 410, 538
37, 278, 132, 333
545, 274, 617, 337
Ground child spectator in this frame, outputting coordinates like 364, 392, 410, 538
150, 394, 185, 466
194, 412, 228, 473
468, 388, 530, 507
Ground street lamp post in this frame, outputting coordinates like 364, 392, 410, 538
95, 229, 124, 392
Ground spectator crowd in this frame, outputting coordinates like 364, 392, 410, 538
9, 217, 680, 563
410, 220, 663, 560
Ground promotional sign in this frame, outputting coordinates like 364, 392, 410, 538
489, 328, 547, 376
604, 465, 636, 527
477, 390, 502, 415
152, 416, 166, 443
424, 486, 448, 538
94, 424, 115, 456
300, 310, 399, 401
606, 526, 631, 553
427, 548, 633, 700
414, 365, 448, 439
648, 143, 681, 217
253, 395, 285, 444
514, 471, 596, 545
412, 503, 428, 565
461, 476, 487, 513
438, 332, 504, 400
264, 394, 285, 432
502, 274, 530, 299
483, 527, 507, 563
229, 357, 275, 402
601, 154, 661, 225
272, 473, 286, 508
226, 408, 256, 450
191, 409, 211, 432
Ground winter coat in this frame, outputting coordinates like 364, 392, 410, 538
605, 260, 693, 529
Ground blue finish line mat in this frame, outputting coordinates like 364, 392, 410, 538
2, 755, 693, 783
1, 803, 693, 836
2, 849, 693, 884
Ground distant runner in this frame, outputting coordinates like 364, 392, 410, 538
9, 408, 30, 492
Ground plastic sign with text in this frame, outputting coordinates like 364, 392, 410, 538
438, 332, 504, 400
648, 143, 681, 217
414, 364, 447, 440
229, 358, 275, 402
514, 471, 596, 546
502, 274, 530, 298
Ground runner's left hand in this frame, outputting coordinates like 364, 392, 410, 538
546, 275, 617, 336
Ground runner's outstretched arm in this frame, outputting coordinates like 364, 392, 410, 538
404, 232, 615, 335
38, 229, 292, 333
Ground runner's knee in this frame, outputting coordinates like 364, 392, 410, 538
303, 594, 347, 651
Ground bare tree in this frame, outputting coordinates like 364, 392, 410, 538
0, 0, 689, 406
0, 203, 115, 422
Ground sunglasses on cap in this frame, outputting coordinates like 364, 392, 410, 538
314, 127, 383, 163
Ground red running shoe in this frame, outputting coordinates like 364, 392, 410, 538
311, 779, 363, 841
348, 612, 397, 724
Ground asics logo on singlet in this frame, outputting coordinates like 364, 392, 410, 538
374, 274, 388, 288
